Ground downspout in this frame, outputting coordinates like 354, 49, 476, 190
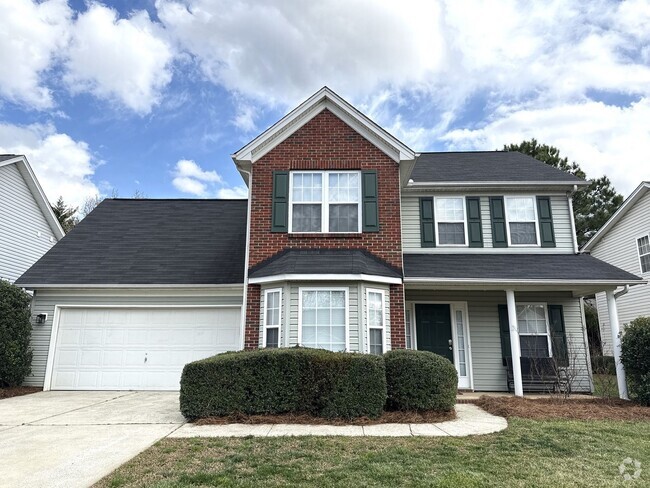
568, 185, 579, 254
615, 285, 630, 299
238, 166, 253, 351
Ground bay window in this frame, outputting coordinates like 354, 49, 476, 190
435, 197, 467, 245
299, 288, 347, 351
505, 196, 539, 245
517, 304, 551, 358
290, 172, 361, 233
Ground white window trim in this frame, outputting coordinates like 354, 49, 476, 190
366, 288, 388, 354
297, 286, 350, 351
433, 195, 468, 247
288, 170, 362, 234
262, 288, 282, 348
516, 302, 553, 358
636, 233, 650, 274
504, 195, 540, 247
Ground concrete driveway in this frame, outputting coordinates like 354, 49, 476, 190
0, 391, 185, 488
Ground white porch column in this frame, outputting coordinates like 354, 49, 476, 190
606, 290, 629, 400
506, 289, 523, 397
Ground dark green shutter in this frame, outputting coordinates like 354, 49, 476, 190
419, 197, 435, 247
466, 197, 483, 247
537, 196, 556, 247
490, 197, 508, 247
362, 170, 379, 232
498, 305, 511, 366
548, 305, 568, 366
271, 171, 289, 232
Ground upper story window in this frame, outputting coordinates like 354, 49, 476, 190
505, 196, 539, 246
289, 171, 361, 233
435, 197, 467, 246
638, 235, 650, 273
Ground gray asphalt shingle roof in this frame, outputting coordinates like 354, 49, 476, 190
410, 151, 586, 184
0, 154, 18, 162
15, 199, 247, 286
249, 249, 402, 279
403, 253, 643, 282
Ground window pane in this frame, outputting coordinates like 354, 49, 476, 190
507, 197, 536, 221
520, 336, 549, 358
292, 173, 322, 202
509, 222, 536, 245
438, 223, 465, 245
638, 236, 650, 255
436, 197, 464, 221
328, 173, 360, 203
405, 309, 412, 349
292, 204, 321, 232
265, 327, 279, 348
517, 305, 547, 334
368, 292, 383, 327
369, 328, 383, 355
329, 204, 358, 232
641, 254, 650, 273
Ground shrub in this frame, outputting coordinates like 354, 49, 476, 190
0, 280, 33, 387
620, 316, 650, 406
180, 347, 386, 419
384, 349, 457, 411
591, 355, 616, 376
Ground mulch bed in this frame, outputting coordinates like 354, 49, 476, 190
475, 395, 650, 421
0, 386, 41, 400
195, 409, 456, 426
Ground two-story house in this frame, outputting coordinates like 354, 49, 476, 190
0, 155, 64, 283
583, 182, 650, 358
16, 88, 642, 397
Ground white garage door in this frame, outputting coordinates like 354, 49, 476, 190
50, 307, 241, 390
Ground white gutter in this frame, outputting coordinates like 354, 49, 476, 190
249, 274, 402, 285
406, 180, 590, 188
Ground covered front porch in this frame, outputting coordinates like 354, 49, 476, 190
403, 253, 646, 398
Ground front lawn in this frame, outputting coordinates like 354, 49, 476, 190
96, 418, 650, 487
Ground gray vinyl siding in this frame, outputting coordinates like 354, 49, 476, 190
401, 192, 575, 253
25, 288, 244, 388
591, 191, 650, 355
405, 290, 591, 392
0, 163, 58, 282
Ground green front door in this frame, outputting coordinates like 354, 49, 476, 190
415, 304, 453, 362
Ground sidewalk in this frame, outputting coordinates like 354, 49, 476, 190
170, 404, 507, 438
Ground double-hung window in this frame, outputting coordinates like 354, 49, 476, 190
638, 235, 650, 273
516, 304, 551, 358
435, 197, 467, 245
366, 289, 386, 355
290, 172, 361, 233
263, 289, 282, 348
505, 196, 538, 245
300, 288, 347, 351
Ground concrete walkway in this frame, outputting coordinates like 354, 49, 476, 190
170, 404, 507, 438
0, 391, 185, 488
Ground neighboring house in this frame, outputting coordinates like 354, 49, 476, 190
15, 88, 642, 397
583, 182, 650, 356
0, 155, 64, 283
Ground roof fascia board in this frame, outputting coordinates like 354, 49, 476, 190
582, 182, 650, 251
2, 156, 65, 239
249, 273, 402, 285
232, 87, 415, 164
17, 283, 245, 289
406, 180, 589, 189
403, 277, 646, 285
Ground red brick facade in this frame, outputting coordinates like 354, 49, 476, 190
245, 108, 405, 349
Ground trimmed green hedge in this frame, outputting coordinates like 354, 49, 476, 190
621, 317, 650, 406
180, 348, 387, 419
0, 280, 33, 387
384, 349, 457, 411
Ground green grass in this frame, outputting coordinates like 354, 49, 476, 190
95, 418, 650, 487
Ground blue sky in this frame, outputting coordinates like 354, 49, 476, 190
1, 0, 650, 209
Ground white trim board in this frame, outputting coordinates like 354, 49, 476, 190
249, 274, 402, 285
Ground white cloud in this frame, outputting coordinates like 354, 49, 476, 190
0, 0, 71, 108
217, 185, 248, 199
172, 159, 223, 196
0, 122, 99, 207
64, 4, 175, 114
442, 98, 650, 195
